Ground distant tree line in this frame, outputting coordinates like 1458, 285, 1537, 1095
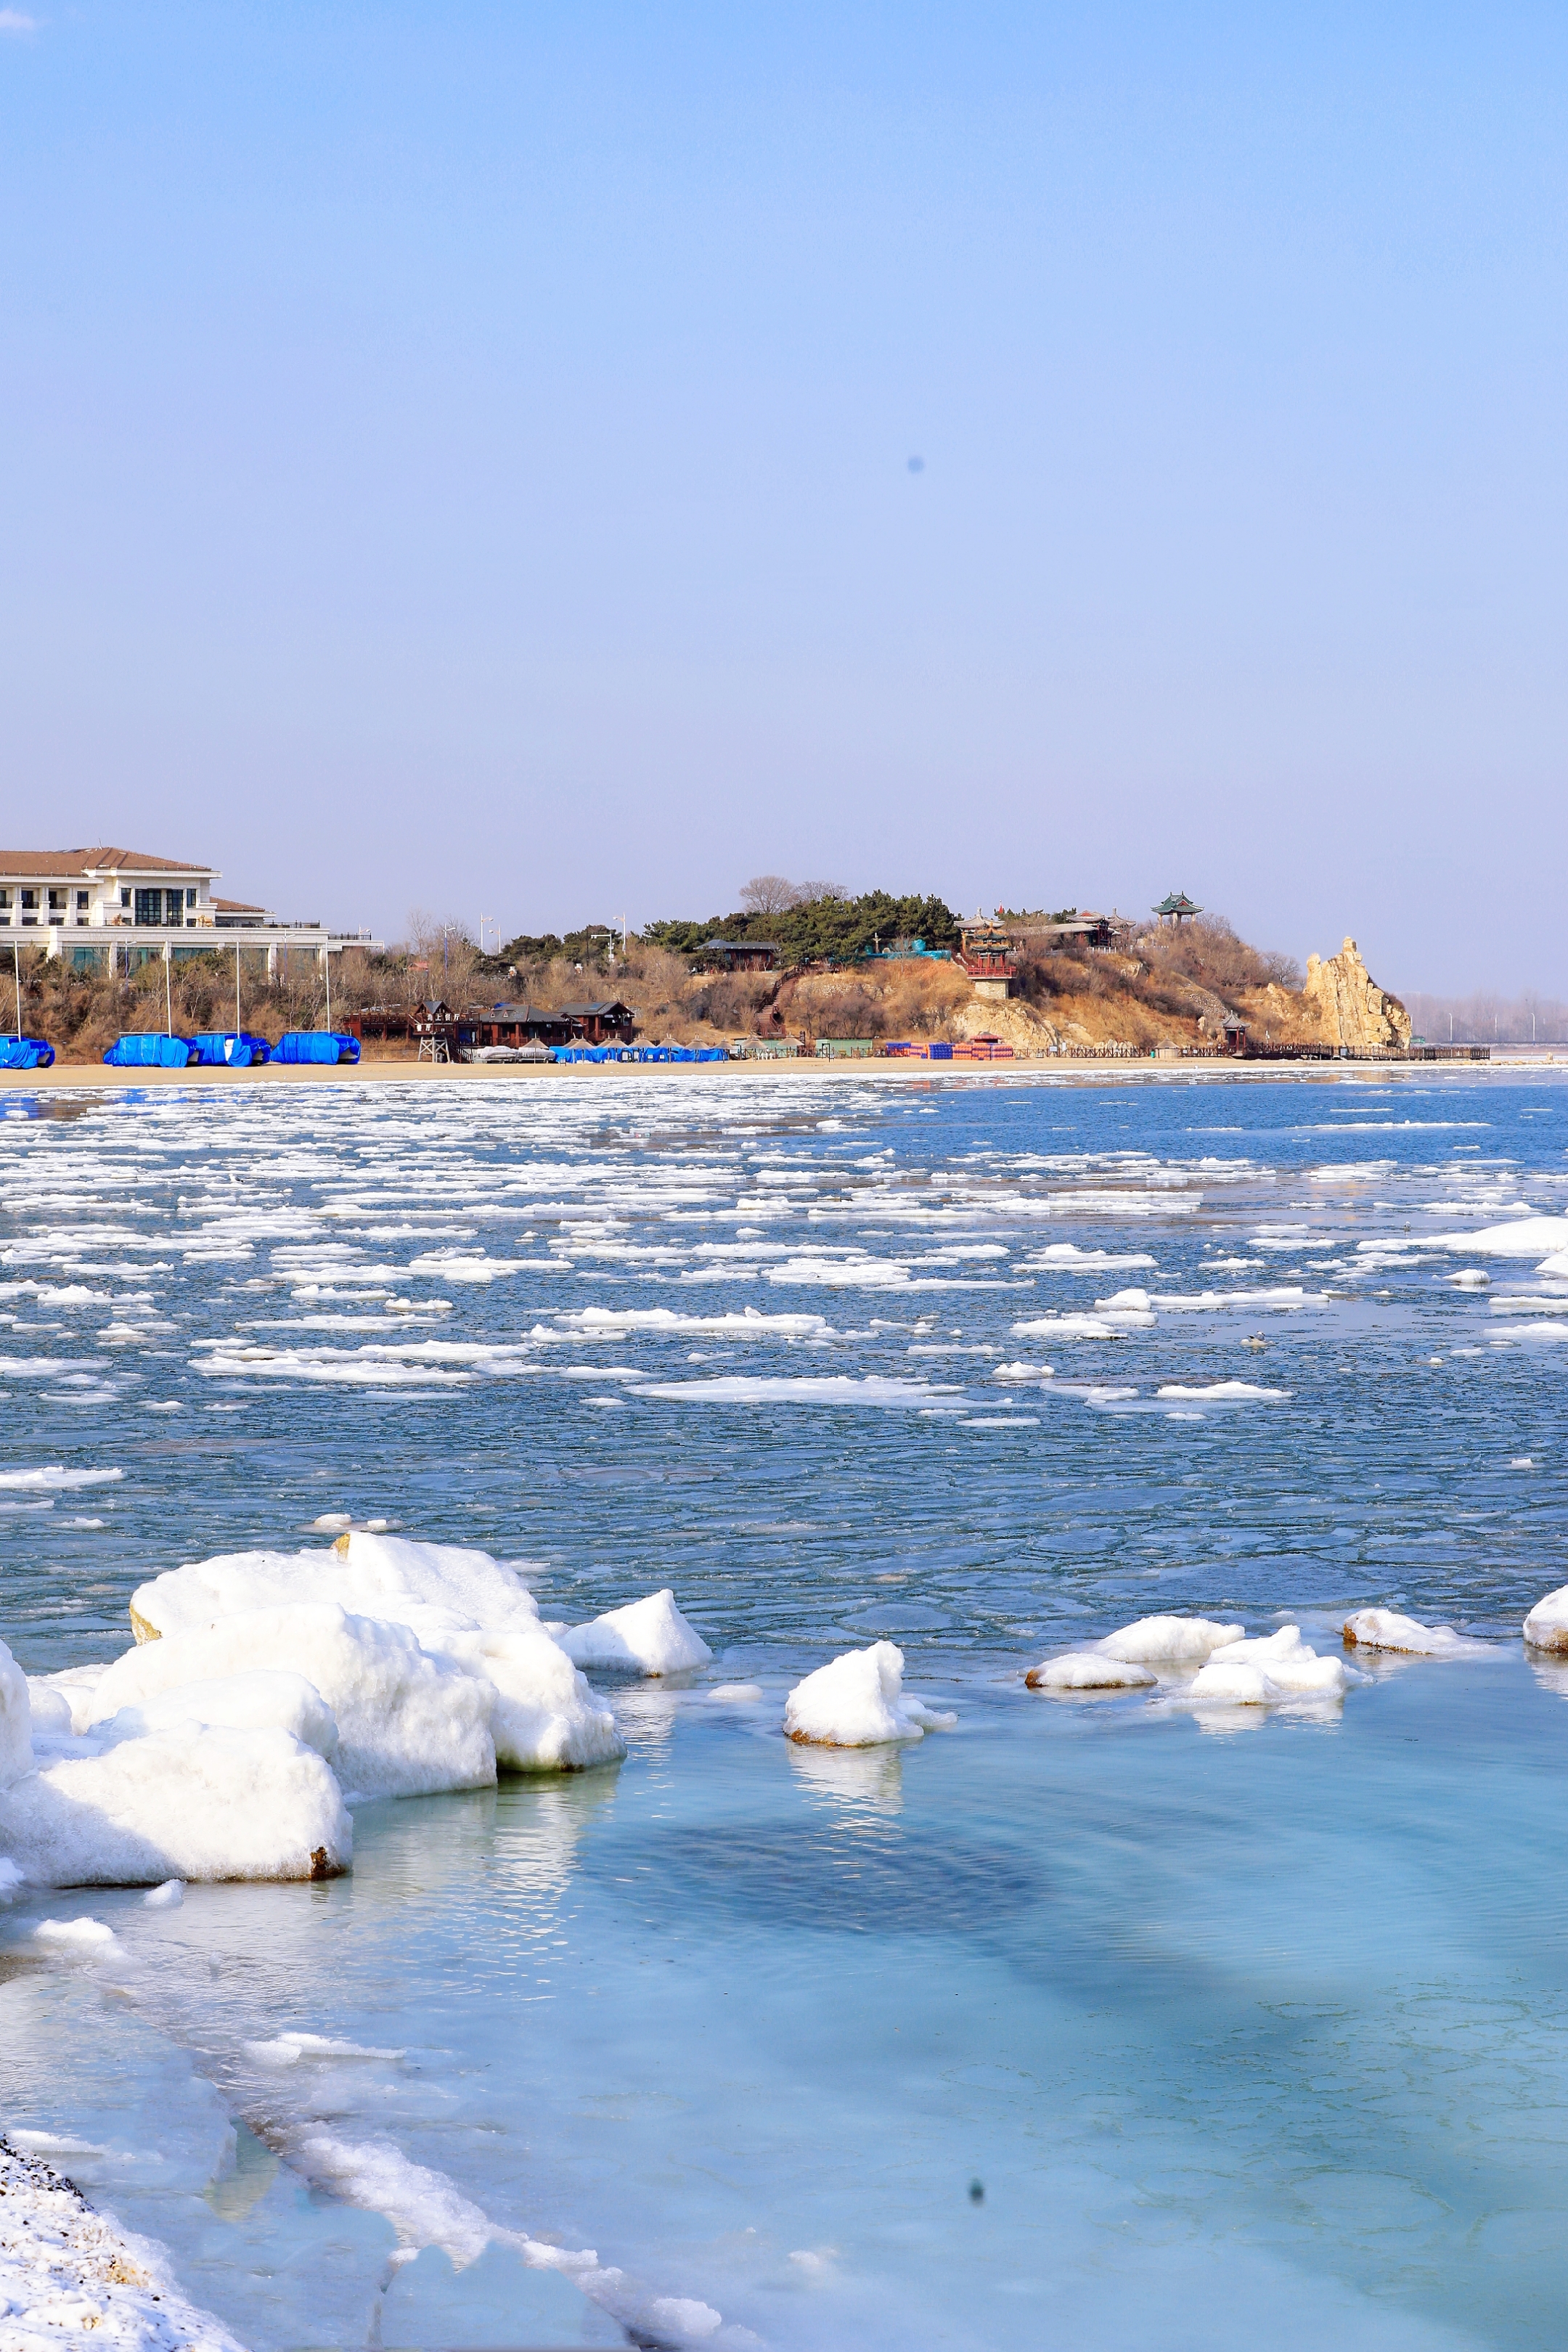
644, 881, 962, 965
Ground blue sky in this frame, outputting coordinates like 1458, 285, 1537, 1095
3, 3, 1565, 989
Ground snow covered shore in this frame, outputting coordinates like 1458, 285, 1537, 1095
0, 2136, 242, 2352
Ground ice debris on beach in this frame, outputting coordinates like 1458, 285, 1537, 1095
0, 2133, 244, 2352
1523, 1584, 1568, 1653
0, 1535, 732, 1887
784, 1641, 957, 1747
1342, 1609, 1489, 1658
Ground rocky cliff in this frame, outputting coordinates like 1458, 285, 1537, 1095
1302, 938, 1411, 1053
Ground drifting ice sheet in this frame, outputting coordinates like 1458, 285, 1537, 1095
1523, 1585, 1568, 1653
1026, 1653, 1157, 1691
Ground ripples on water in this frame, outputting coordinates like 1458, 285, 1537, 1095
1, 1066, 1566, 2351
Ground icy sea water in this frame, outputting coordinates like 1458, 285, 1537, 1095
1, 1063, 1567, 2351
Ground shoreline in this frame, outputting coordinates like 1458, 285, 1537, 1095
1, 1049, 1564, 1090
0, 2133, 240, 2351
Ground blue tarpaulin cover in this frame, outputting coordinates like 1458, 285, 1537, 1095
0, 1037, 54, 1070
240, 1033, 272, 1063
103, 1034, 193, 1068
271, 1032, 361, 1065
189, 1033, 253, 1067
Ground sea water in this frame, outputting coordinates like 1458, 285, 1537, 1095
0, 1064, 1565, 2351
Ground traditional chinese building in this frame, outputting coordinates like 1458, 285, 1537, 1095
1153, 890, 1202, 927
957, 917, 1016, 1000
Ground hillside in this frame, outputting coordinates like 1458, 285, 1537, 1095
13, 900, 1410, 1062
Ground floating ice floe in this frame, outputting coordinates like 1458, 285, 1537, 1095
1153, 1381, 1291, 1403
1187, 1627, 1352, 1704
638, 1374, 957, 1410
1523, 1585, 1568, 1653
558, 1590, 713, 1675
1435, 1216, 1568, 1257
1025, 1653, 1157, 1691
784, 1641, 957, 1747
1342, 1609, 1490, 1658
549, 1304, 833, 1339
1096, 1615, 1244, 1665
0, 1465, 123, 1491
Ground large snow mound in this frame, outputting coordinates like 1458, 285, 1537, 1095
1095, 1615, 1244, 1665
0, 1724, 351, 1885
97, 1669, 341, 1760
1523, 1585, 1568, 1652
128, 1530, 542, 1649
1342, 1609, 1488, 1658
558, 1590, 714, 1675
1188, 1626, 1349, 1704
784, 1641, 957, 1747
84, 1606, 497, 1799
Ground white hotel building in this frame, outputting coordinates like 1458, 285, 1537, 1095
0, 847, 380, 973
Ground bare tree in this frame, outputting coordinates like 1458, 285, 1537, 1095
738, 875, 801, 915
792, 880, 849, 905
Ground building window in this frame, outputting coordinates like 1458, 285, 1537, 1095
186, 888, 197, 908
120, 888, 131, 909
0, 891, 9, 908
20, 890, 36, 910
75, 891, 89, 910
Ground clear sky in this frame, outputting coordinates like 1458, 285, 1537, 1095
4, 3, 1565, 992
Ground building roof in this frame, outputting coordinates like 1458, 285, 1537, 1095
558, 1000, 634, 1018
1153, 890, 1202, 917
698, 937, 779, 953
0, 846, 219, 878
212, 896, 266, 914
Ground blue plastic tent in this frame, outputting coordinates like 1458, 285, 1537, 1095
0, 1037, 54, 1070
103, 1034, 193, 1068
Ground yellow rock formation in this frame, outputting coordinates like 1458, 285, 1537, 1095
1302, 938, 1411, 1052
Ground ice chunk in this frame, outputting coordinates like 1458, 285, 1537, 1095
35, 1915, 119, 1951
1185, 1657, 1283, 1706
1524, 1585, 1568, 1653
143, 1877, 183, 1906
429, 1622, 625, 1771
1096, 1615, 1244, 1665
1188, 1626, 1349, 1701
128, 1530, 542, 1651
96, 1668, 340, 1760
1153, 1381, 1290, 1402
784, 1641, 957, 1747
0, 1638, 31, 1787
1438, 1215, 1568, 1256
706, 1683, 765, 1704
558, 1590, 714, 1675
1342, 1609, 1488, 1658
85, 1605, 497, 1798
1, 1728, 350, 1884
1026, 1653, 1157, 1691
